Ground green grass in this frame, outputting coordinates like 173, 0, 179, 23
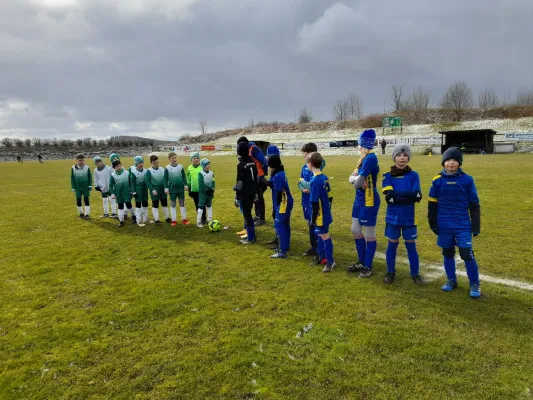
1, 155, 532, 400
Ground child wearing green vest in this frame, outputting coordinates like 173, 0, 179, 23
187, 152, 206, 225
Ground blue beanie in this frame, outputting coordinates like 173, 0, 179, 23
267, 145, 280, 157
358, 129, 376, 149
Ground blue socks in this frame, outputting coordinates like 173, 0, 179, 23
465, 259, 480, 285
323, 238, 334, 264
364, 240, 377, 269
386, 241, 399, 274
405, 241, 420, 276
317, 236, 325, 261
443, 256, 456, 281
355, 238, 366, 263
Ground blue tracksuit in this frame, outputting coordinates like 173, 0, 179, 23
299, 160, 325, 253
352, 153, 381, 226
272, 170, 293, 254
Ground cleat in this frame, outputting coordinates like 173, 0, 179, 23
240, 234, 248, 240
154, 220, 162, 226
359, 268, 373, 278
131, 215, 137, 224
240, 238, 256, 244
79, 213, 85, 219
84, 215, 91, 220
236, 229, 247, 235
441, 279, 457, 291
412, 275, 426, 285
171, 221, 177, 226
347, 262, 365, 273
302, 248, 318, 257
253, 216, 260, 222
101, 214, 110, 218
197, 223, 205, 228
137, 222, 146, 227
118, 221, 124, 227
322, 262, 336, 273
254, 219, 266, 227
383, 272, 395, 284
111, 214, 118, 219
309, 255, 325, 266
469, 283, 481, 298
165, 218, 172, 223
270, 252, 287, 259
182, 219, 190, 225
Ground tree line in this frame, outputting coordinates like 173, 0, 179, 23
1, 136, 154, 149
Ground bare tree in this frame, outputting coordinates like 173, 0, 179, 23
199, 120, 208, 135
403, 86, 431, 121
14, 139, 24, 148
333, 99, 349, 121
515, 86, 533, 106
32, 138, 42, 147
346, 94, 363, 120
298, 108, 313, 123
1, 138, 13, 147
248, 119, 255, 128
478, 88, 500, 109
24, 138, 32, 147
440, 81, 474, 121
390, 84, 405, 111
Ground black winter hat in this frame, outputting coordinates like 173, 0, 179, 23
237, 142, 249, 157
237, 136, 249, 145
268, 154, 282, 169
441, 147, 463, 166
112, 160, 121, 169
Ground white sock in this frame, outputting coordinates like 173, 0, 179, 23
110, 198, 117, 214
197, 209, 204, 224
135, 207, 141, 221
119, 209, 124, 222
103, 198, 109, 214
77, 206, 83, 214
180, 206, 187, 220
142, 206, 148, 221
85, 206, 90, 216
207, 206, 212, 222
171, 207, 177, 221
152, 208, 159, 221
162, 206, 169, 219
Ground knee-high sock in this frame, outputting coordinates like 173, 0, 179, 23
77, 206, 83, 214
118, 209, 125, 222
364, 240, 377, 269
443, 256, 456, 281
405, 242, 420, 276
110, 197, 117, 214
180, 206, 186, 220
85, 206, 90, 215
197, 208, 204, 224
103, 198, 109, 214
309, 225, 317, 251
323, 238, 334, 264
128, 207, 134, 217
171, 207, 177, 221
135, 207, 141, 221
317, 236, 325, 261
386, 241, 399, 274
162, 206, 169, 219
278, 223, 288, 254
465, 259, 480, 285
245, 215, 255, 241
206, 206, 213, 222
152, 207, 160, 221
142, 206, 148, 221
355, 238, 366, 263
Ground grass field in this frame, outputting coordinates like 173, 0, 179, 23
1, 154, 532, 400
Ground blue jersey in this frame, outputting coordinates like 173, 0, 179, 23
272, 171, 293, 214
428, 169, 479, 232
310, 172, 333, 227
354, 153, 380, 207
382, 170, 421, 226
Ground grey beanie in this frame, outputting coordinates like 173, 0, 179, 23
392, 144, 412, 161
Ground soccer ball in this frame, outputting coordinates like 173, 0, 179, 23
208, 220, 222, 232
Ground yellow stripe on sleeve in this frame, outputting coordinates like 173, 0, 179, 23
382, 185, 393, 193
428, 197, 438, 203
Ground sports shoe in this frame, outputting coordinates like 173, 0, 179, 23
240, 234, 248, 240
138, 222, 146, 227
469, 283, 481, 298
412, 275, 426, 285
171, 221, 177, 226
165, 218, 172, 223
79, 213, 84, 219
309, 255, 326, 266
322, 262, 336, 273
236, 229, 247, 235
197, 223, 205, 228
347, 262, 365, 273
359, 268, 373, 278
441, 279, 457, 291
253, 216, 260, 222
302, 248, 318, 257
270, 252, 287, 259
254, 219, 266, 227
383, 272, 395, 284
154, 220, 162, 226
182, 219, 190, 225
131, 215, 137, 224
240, 238, 256, 244
111, 214, 118, 219
84, 215, 90, 220
118, 221, 124, 227
267, 237, 279, 245
101, 214, 110, 218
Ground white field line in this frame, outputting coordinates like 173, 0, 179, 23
374, 252, 533, 291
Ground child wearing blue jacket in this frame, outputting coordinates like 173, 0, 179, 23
428, 147, 482, 298
268, 155, 293, 258
266, 145, 281, 247
382, 144, 425, 285
348, 129, 381, 278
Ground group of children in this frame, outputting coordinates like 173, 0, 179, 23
71, 129, 482, 298
70, 152, 215, 228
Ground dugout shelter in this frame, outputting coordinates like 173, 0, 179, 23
439, 129, 497, 154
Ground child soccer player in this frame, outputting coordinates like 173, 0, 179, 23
428, 147, 482, 298
164, 152, 189, 226
93, 156, 117, 218
130, 156, 149, 227
109, 160, 134, 227
71, 153, 92, 219
268, 154, 293, 258
382, 144, 425, 285
146, 155, 170, 225
196, 158, 215, 227
265, 144, 281, 246
235, 142, 258, 244
187, 152, 206, 225
308, 152, 335, 272
109, 153, 120, 164
347, 129, 381, 278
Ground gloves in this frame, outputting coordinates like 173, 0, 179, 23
232, 185, 237, 191
234, 198, 240, 208
206, 188, 214, 196
164, 188, 169, 194
132, 192, 138, 200
152, 190, 158, 196
385, 194, 394, 204
95, 187, 102, 192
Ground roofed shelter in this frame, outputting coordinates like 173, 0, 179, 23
439, 129, 497, 154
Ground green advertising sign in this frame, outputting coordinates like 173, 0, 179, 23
382, 117, 402, 128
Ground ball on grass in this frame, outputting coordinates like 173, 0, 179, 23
208, 220, 222, 232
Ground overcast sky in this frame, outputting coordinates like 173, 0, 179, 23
1, 0, 532, 140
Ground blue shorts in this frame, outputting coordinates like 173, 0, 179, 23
302, 205, 312, 222
314, 223, 330, 235
352, 204, 379, 226
385, 224, 417, 240
437, 231, 473, 249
